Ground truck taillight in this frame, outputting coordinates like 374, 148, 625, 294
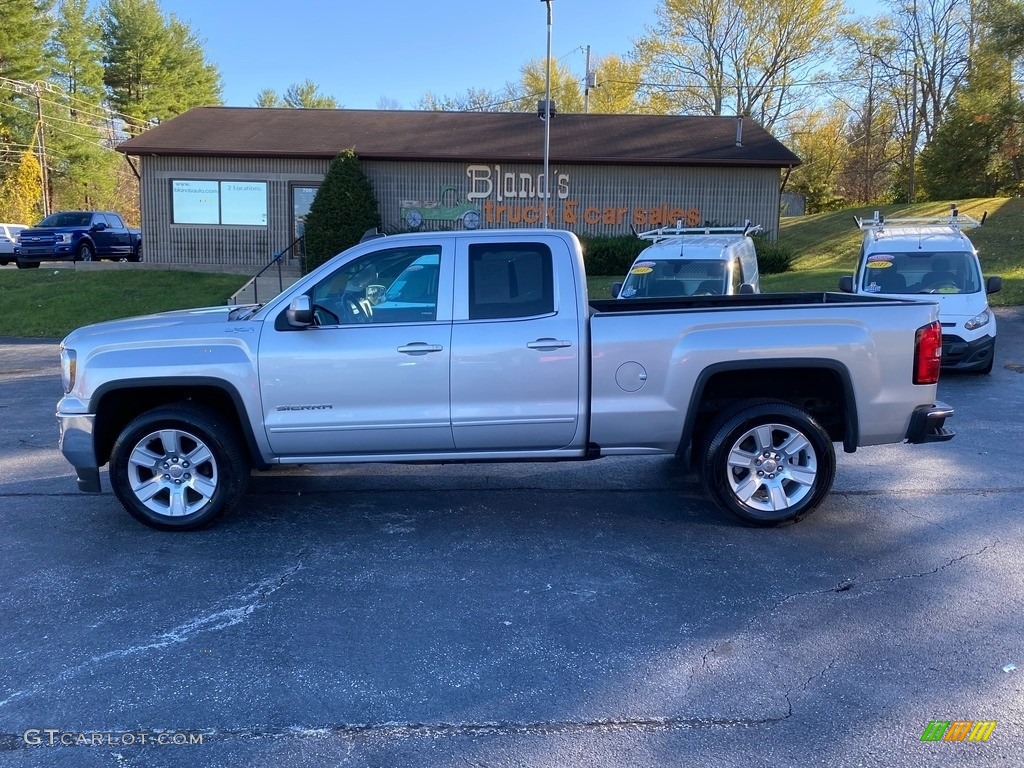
914, 321, 942, 385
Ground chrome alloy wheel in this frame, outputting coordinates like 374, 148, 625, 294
725, 422, 818, 513
127, 428, 219, 517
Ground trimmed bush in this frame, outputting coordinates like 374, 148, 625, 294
579, 234, 647, 276
302, 149, 381, 272
751, 233, 795, 274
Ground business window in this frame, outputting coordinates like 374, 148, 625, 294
171, 180, 268, 225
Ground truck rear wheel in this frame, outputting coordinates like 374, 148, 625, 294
109, 404, 250, 530
702, 401, 835, 526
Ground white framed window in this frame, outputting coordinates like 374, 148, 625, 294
172, 180, 267, 225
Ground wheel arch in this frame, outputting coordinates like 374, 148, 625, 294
91, 378, 268, 470
679, 359, 858, 460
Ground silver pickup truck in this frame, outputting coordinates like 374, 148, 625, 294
57, 229, 953, 531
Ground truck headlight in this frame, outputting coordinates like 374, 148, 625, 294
56, 233, 70, 243
60, 347, 77, 393
964, 309, 991, 331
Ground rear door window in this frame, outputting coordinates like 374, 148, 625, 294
468, 243, 554, 319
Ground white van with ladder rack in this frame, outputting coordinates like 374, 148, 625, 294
612, 222, 761, 300
839, 206, 1002, 374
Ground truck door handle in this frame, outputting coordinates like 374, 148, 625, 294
527, 338, 572, 351
397, 343, 444, 355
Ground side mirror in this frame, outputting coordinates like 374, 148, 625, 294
611, 281, 622, 298
986, 275, 1002, 295
739, 282, 755, 295
286, 295, 313, 327
365, 284, 386, 305
838, 276, 854, 293
91, 222, 107, 232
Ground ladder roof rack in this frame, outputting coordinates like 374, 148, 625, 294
854, 205, 983, 232
637, 219, 763, 243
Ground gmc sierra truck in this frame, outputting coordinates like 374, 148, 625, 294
16, 211, 141, 267
56, 228, 953, 531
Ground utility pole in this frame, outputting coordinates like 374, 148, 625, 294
33, 84, 51, 217
584, 45, 591, 114
540, 0, 553, 228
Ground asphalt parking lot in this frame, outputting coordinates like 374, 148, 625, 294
1, 310, 1023, 768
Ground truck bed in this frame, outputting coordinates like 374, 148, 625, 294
590, 291, 920, 314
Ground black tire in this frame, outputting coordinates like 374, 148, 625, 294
77, 242, 94, 262
16, 259, 39, 269
702, 400, 835, 526
109, 404, 250, 531
129, 243, 142, 262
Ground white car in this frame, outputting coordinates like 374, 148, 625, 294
839, 208, 1002, 374
0, 223, 28, 266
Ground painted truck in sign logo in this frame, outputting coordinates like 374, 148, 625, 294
401, 185, 481, 230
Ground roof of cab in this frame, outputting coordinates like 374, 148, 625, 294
637, 234, 753, 260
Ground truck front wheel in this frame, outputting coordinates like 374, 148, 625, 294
76, 242, 94, 261
702, 401, 835, 526
109, 404, 250, 530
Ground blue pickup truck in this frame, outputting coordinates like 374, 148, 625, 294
15, 211, 142, 268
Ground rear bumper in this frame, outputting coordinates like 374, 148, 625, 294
905, 402, 955, 444
57, 412, 102, 492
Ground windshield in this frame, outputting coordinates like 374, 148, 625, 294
37, 212, 93, 227
860, 251, 982, 295
619, 259, 728, 298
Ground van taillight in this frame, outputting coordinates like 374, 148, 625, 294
914, 321, 942, 384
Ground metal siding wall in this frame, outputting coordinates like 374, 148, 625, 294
142, 156, 328, 265
138, 156, 783, 266
364, 161, 782, 238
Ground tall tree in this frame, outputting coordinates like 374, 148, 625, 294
0, 0, 54, 183
637, 0, 844, 129
587, 55, 648, 114
919, 17, 1024, 198
416, 86, 505, 111
0, 148, 44, 224
46, 0, 120, 209
785, 106, 851, 212
101, 0, 221, 132
282, 79, 337, 109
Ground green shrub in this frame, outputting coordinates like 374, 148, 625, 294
578, 235, 647, 276
752, 233, 795, 274
302, 149, 381, 273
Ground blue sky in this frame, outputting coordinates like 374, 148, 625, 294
155, 0, 883, 110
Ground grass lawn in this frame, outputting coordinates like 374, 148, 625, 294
0, 268, 247, 338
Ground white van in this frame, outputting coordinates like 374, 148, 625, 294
839, 208, 1002, 374
612, 223, 761, 300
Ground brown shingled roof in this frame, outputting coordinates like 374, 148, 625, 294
117, 107, 801, 168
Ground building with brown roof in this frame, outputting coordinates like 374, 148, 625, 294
117, 107, 800, 268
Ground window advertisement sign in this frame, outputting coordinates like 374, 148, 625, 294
222, 181, 268, 225
172, 180, 220, 224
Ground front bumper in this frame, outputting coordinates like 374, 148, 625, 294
905, 402, 955, 444
942, 333, 994, 371
57, 412, 102, 492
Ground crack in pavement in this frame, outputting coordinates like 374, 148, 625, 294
0, 714, 790, 751
777, 543, 996, 604
0, 554, 307, 712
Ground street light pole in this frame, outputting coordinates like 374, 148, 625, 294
541, 0, 552, 228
